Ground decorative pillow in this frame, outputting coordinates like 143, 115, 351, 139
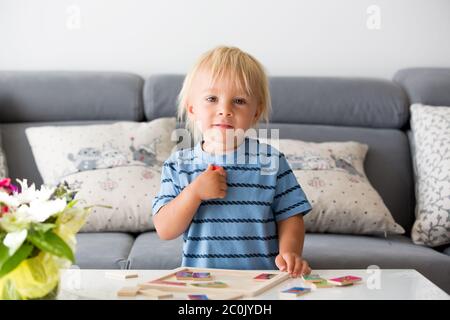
410, 104, 450, 247
259, 138, 405, 235
0, 133, 7, 178
26, 118, 177, 232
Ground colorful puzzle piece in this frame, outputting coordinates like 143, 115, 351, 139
191, 281, 228, 288
279, 287, 311, 299
327, 275, 362, 286
176, 271, 193, 280
253, 273, 277, 281
188, 294, 209, 300
302, 274, 324, 283
192, 272, 212, 281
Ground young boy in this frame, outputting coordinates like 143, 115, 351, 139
152, 46, 312, 277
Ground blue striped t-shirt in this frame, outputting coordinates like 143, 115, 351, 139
152, 137, 312, 270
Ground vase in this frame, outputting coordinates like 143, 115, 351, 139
0, 251, 65, 300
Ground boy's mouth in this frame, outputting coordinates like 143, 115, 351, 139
212, 124, 234, 129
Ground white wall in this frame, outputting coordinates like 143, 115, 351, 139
1, 0, 449, 79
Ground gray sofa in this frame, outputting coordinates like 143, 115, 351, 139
1, 68, 449, 294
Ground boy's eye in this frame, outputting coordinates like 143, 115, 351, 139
206, 96, 217, 102
234, 98, 246, 105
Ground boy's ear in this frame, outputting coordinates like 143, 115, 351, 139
253, 107, 261, 122
187, 105, 195, 118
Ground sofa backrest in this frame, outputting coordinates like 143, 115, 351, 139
0, 71, 144, 122
143, 74, 415, 233
394, 68, 450, 106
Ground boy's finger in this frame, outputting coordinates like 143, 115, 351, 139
300, 261, 311, 276
292, 257, 303, 277
283, 254, 295, 274
275, 255, 287, 272
218, 167, 227, 177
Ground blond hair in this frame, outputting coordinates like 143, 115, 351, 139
177, 46, 271, 143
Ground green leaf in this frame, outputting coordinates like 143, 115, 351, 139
0, 242, 10, 271
27, 231, 74, 263
0, 243, 34, 278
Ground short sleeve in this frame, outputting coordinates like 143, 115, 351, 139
271, 153, 312, 222
152, 159, 181, 216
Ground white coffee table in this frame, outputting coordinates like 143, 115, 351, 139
57, 269, 449, 300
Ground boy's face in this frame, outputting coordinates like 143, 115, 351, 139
187, 69, 260, 148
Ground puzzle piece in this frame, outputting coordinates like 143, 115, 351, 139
279, 287, 311, 299
327, 275, 362, 286
302, 274, 324, 283
188, 294, 209, 300
192, 272, 212, 281
253, 273, 277, 281
176, 271, 193, 280
117, 286, 140, 297
191, 281, 228, 288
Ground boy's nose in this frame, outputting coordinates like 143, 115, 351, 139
218, 103, 233, 117
219, 111, 232, 117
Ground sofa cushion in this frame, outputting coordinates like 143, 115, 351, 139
394, 68, 450, 106
0, 71, 144, 122
127, 232, 183, 269
144, 74, 409, 128
259, 138, 404, 235
75, 232, 135, 269
25, 118, 177, 232
303, 233, 450, 294
410, 104, 450, 247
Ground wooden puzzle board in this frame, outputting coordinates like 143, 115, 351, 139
139, 267, 290, 297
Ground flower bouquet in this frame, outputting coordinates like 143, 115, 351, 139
0, 178, 92, 299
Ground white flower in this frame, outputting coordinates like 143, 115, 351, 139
14, 179, 55, 205
15, 199, 67, 223
0, 191, 20, 208
3, 229, 28, 256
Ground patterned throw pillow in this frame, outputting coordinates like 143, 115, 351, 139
260, 138, 405, 235
0, 133, 7, 178
26, 118, 177, 232
410, 104, 450, 247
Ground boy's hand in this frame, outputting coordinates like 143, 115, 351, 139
191, 164, 227, 200
275, 252, 311, 278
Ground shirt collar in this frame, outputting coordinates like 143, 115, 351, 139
193, 136, 253, 165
